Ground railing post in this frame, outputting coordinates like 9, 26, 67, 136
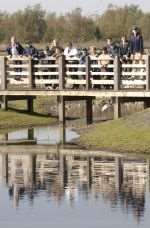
146, 54, 150, 91
0, 56, 7, 90
114, 56, 121, 91
28, 57, 34, 89
86, 55, 91, 90
59, 55, 65, 90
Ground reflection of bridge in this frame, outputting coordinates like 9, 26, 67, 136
1, 55, 150, 132
0, 150, 149, 221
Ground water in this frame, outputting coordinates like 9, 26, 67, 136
0, 126, 150, 227
7, 125, 79, 144
0, 150, 149, 228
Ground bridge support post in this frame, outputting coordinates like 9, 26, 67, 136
28, 128, 34, 140
146, 159, 150, 192
0, 154, 8, 184
57, 96, 66, 144
115, 157, 123, 192
86, 97, 93, 125
87, 157, 92, 188
27, 97, 34, 113
28, 154, 36, 186
114, 97, 121, 119
144, 99, 150, 109
0, 57, 8, 110
59, 154, 68, 187
0, 95, 8, 110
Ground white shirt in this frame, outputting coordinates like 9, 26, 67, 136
11, 44, 19, 57
64, 46, 78, 58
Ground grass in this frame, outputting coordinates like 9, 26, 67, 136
80, 108, 150, 154
0, 97, 57, 132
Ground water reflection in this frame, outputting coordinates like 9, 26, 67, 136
0, 125, 79, 145
0, 151, 149, 224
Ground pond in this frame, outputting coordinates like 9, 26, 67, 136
0, 126, 149, 228
6, 125, 80, 144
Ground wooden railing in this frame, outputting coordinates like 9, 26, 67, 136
0, 55, 150, 91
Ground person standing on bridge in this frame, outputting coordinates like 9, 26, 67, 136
129, 26, 144, 61
6, 36, 24, 57
64, 42, 78, 58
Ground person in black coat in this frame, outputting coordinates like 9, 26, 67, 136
23, 41, 39, 58
129, 26, 144, 56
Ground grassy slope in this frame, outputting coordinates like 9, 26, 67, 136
0, 97, 57, 131
80, 108, 150, 153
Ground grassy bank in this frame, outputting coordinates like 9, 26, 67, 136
80, 108, 150, 154
0, 97, 57, 131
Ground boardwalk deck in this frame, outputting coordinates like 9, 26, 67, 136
0, 55, 150, 122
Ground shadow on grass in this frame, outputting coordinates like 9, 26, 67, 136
8, 107, 52, 118
8, 107, 80, 121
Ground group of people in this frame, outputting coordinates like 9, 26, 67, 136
6, 26, 144, 62
5, 26, 144, 89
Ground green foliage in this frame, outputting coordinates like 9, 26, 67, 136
0, 4, 150, 44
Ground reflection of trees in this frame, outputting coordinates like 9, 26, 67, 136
1, 153, 147, 222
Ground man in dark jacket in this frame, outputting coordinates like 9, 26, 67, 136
24, 41, 39, 58
129, 26, 144, 55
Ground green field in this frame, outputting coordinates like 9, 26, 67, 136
0, 97, 57, 132
80, 108, 150, 154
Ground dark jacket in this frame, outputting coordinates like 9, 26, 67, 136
6, 42, 24, 56
24, 45, 39, 58
129, 35, 144, 54
119, 42, 130, 58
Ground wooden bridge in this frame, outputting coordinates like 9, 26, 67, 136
1, 54, 150, 126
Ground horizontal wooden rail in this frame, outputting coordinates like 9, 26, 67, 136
0, 54, 149, 91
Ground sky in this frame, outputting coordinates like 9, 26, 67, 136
0, 0, 150, 15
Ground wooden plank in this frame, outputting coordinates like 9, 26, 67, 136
34, 64, 58, 68
66, 64, 86, 68
59, 55, 65, 90
66, 79, 86, 85
86, 55, 91, 90
146, 55, 150, 91
66, 71, 86, 76
122, 64, 146, 68
92, 79, 114, 85
28, 57, 34, 89
122, 80, 146, 85
91, 64, 114, 68
91, 72, 114, 76
8, 78, 28, 85
90, 56, 113, 61
34, 72, 59, 76
7, 71, 29, 76
9, 64, 29, 68
114, 56, 121, 91
122, 72, 146, 76
7, 56, 29, 61
35, 79, 59, 84
0, 56, 7, 90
